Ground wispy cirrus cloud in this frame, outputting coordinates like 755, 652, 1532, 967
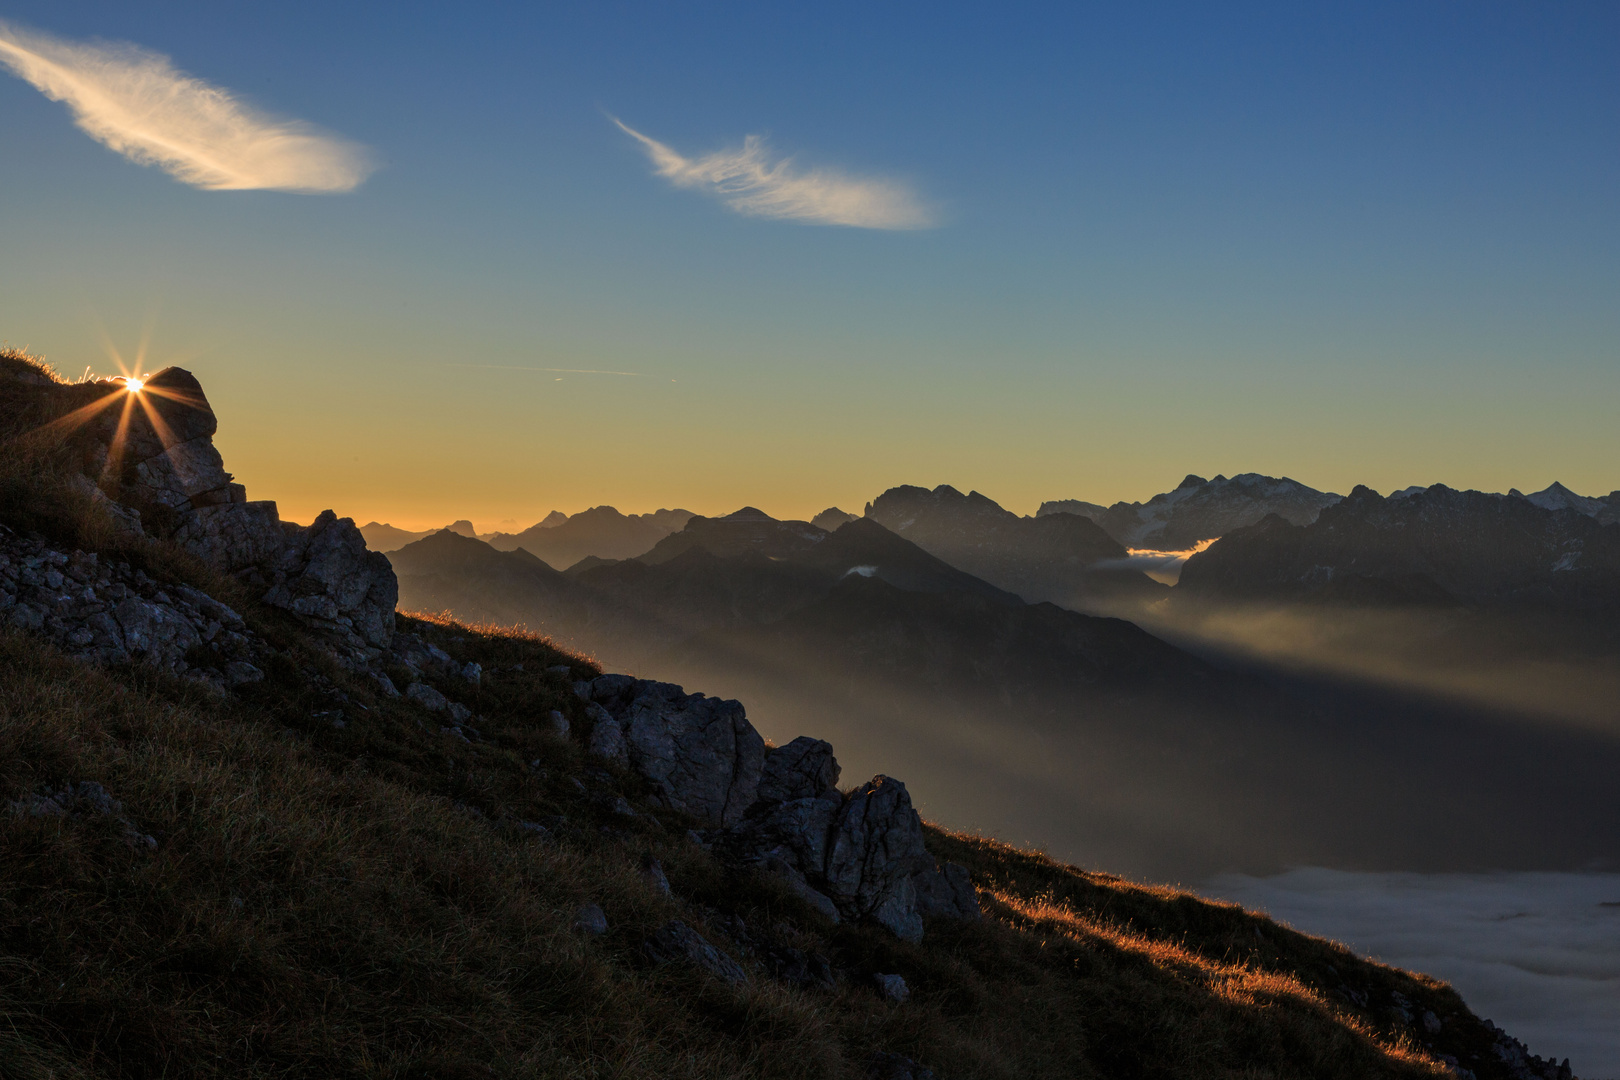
0, 20, 372, 193
612, 117, 933, 230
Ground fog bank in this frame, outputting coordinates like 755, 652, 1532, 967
1207, 869, 1620, 1078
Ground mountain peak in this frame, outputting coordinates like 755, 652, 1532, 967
724, 506, 776, 522
1178, 474, 1209, 489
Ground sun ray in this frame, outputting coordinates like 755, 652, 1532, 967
34, 386, 127, 438
101, 389, 141, 483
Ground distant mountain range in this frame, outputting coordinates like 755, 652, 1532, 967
359, 506, 692, 558
387, 508, 1196, 691
1178, 483, 1620, 612
863, 484, 1164, 607
1040, 473, 1344, 550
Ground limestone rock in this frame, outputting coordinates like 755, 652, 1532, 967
724, 796, 838, 878
546, 709, 570, 738
757, 736, 841, 805
585, 704, 628, 765
582, 677, 765, 827
872, 973, 910, 1003
642, 919, 746, 986
572, 903, 608, 936
824, 776, 930, 942
406, 682, 448, 712
174, 502, 288, 573
760, 855, 840, 922
262, 510, 397, 656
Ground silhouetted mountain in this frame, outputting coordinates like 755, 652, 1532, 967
1042, 473, 1342, 549
483, 505, 694, 565
385, 529, 599, 633
810, 506, 858, 530
863, 484, 1163, 607
360, 518, 475, 552
1179, 484, 1620, 612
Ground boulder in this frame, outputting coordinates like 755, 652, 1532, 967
724, 796, 838, 877
872, 973, 910, 1003
174, 502, 288, 573
582, 677, 765, 827
585, 704, 628, 766
757, 736, 841, 804
642, 919, 746, 986
824, 776, 931, 942
262, 511, 397, 655
406, 682, 448, 712
571, 903, 608, 936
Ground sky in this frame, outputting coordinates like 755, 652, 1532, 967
1, 2, 1616, 529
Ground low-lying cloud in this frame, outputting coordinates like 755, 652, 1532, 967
1207, 869, 1620, 1078
0, 21, 372, 192
613, 117, 933, 229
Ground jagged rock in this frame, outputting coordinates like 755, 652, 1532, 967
872, 973, 910, 1003
760, 855, 840, 922
174, 501, 288, 574
582, 677, 764, 827
546, 709, 570, 738
391, 633, 456, 676
223, 661, 264, 687
447, 701, 473, 724
571, 903, 608, 936
405, 682, 448, 712
725, 796, 839, 877
824, 776, 930, 942
460, 661, 481, 686
119, 368, 241, 511
371, 671, 401, 697
641, 854, 672, 897
0, 526, 266, 681
262, 510, 397, 656
914, 861, 981, 922
642, 919, 747, 986
757, 736, 841, 804
585, 704, 628, 765
9, 780, 156, 848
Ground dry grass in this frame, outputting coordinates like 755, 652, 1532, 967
0, 610, 1508, 1080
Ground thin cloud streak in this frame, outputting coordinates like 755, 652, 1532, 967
450, 364, 656, 378
0, 20, 372, 192
612, 117, 934, 230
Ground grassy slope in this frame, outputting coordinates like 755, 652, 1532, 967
0, 350, 1508, 1078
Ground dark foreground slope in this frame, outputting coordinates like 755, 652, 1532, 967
0, 616, 1556, 1080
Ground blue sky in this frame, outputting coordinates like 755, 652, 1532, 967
1, 1, 1615, 527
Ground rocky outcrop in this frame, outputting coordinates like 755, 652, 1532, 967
821, 776, 931, 940
642, 919, 747, 985
11, 364, 400, 662
260, 510, 397, 654
576, 675, 764, 827
757, 736, 840, 804
576, 677, 979, 940
0, 524, 267, 690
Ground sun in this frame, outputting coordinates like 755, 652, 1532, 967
122, 376, 146, 393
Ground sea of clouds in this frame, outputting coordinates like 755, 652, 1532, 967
1206, 869, 1620, 1078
